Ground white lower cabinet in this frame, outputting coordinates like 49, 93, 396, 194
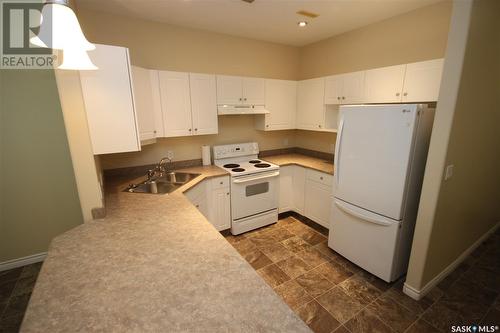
292, 166, 306, 215
279, 165, 332, 229
279, 166, 293, 213
185, 176, 231, 231
304, 169, 333, 229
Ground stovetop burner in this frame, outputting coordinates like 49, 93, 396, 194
223, 163, 240, 168
254, 163, 271, 168
232, 168, 245, 172
249, 160, 261, 164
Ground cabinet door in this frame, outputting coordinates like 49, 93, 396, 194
292, 166, 306, 214
364, 64, 405, 103
324, 75, 343, 105
211, 187, 231, 231
305, 180, 332, 229
296, 78, 326, 131
342, 71, 365, 104
190, 73, 218, 136
263, 79, 296, 130
131, 66, 163, 141
80, 44, 140, 155
402, 59, 444, 102
158, 71, 193, 137
242, 77, 265, 105
279, 166, 293, 213
216, 75, 242, 104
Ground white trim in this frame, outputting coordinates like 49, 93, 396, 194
0, 252, 47, 272
404, 222, 499, 300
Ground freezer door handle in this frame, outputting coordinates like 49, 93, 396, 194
334, 116, 345, 186
334, 199, 394, 226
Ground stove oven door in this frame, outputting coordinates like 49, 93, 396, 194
231, 170, 279, 220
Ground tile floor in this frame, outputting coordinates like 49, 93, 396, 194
0, 262, 42, 333
224, 214, 500, 333
0, 217, 497, 333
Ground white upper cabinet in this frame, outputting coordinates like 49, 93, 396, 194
296, 77, 326, 130
255, 79, 296, 131
216, 75, 242, 105
158, 71, 193, 137
402, 59, 444, 102
189, 73, 218, 135
325, 71, 365, 105
80, 44, 140, 155
216, 75, 265, 105
242, 77, 266, 105
364, 64, 406, 103
131, 66, 164, 142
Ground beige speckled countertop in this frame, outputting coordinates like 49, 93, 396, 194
262, 153, 334, 175
22, 155, 332, 332
21, 164, 311, 333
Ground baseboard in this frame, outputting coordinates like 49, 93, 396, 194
0, 252, 47, 272
403, 221, 499, 300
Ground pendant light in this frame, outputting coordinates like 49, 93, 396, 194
30, 0, 97, 70
58, 47, 98, 70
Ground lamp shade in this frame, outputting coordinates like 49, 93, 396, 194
30, 3, 95, 51
58, 48, 97, 70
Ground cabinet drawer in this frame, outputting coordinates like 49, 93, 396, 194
306, 169, 333, 187
211, 176, 230, 189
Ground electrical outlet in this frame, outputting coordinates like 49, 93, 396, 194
444, 164, 454, 181
284, 138, 289, 146
166, 150, 174, 160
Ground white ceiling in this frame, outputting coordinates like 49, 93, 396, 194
76, 0, 444, 46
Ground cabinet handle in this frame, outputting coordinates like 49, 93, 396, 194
195, 204, 199, 208
195, 128, 198, 131
239, 98, 242, 101
342, 96, 345, 100
320, 176, 324, 180
153, 130, 157, 134
189, 128, 192, 132
318, 124, 322, 128
244, 98, 247, 101
227, 192, 230, 195
403, 92, 408, 97
220, 181, 223, 185
396, 93, 401, 97
266, 125, 269, 128
337, 96, 341, 100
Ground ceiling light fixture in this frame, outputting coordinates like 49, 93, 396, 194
298, 21, 308, 27
30, 0, 97, 70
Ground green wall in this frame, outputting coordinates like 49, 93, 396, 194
0, 69, 83, 263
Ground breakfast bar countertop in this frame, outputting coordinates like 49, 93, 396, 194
21, 153, 334, 332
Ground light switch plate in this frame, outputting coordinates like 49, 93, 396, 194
444, 164, 454, 181
166, 150, 174, 160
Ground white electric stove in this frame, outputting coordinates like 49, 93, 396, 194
213, 142, 280, 235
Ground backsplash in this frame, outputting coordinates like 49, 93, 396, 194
99, 115, 337, 170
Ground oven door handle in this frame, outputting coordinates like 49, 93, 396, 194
232, 171, 280, 184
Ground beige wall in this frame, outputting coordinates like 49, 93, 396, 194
77, 8, 300, 80
54, 70, 104, 221
0, 70, 83, 263
299, 1, 452, 79
406, 0, 500, 291
76, 3, 451, 170
101, 116, 295, 169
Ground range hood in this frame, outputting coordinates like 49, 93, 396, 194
217, 104, 269, 115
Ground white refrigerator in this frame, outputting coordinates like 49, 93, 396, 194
328, 104, 434, 282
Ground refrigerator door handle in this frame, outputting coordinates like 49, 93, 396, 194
334, 199, 394, 226
334, 116, 345, 186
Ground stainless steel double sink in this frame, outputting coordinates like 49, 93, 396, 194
124, 172, 200, 194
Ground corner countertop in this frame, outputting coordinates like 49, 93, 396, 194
22, 154, 332, 332
262, 153, 334, 175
